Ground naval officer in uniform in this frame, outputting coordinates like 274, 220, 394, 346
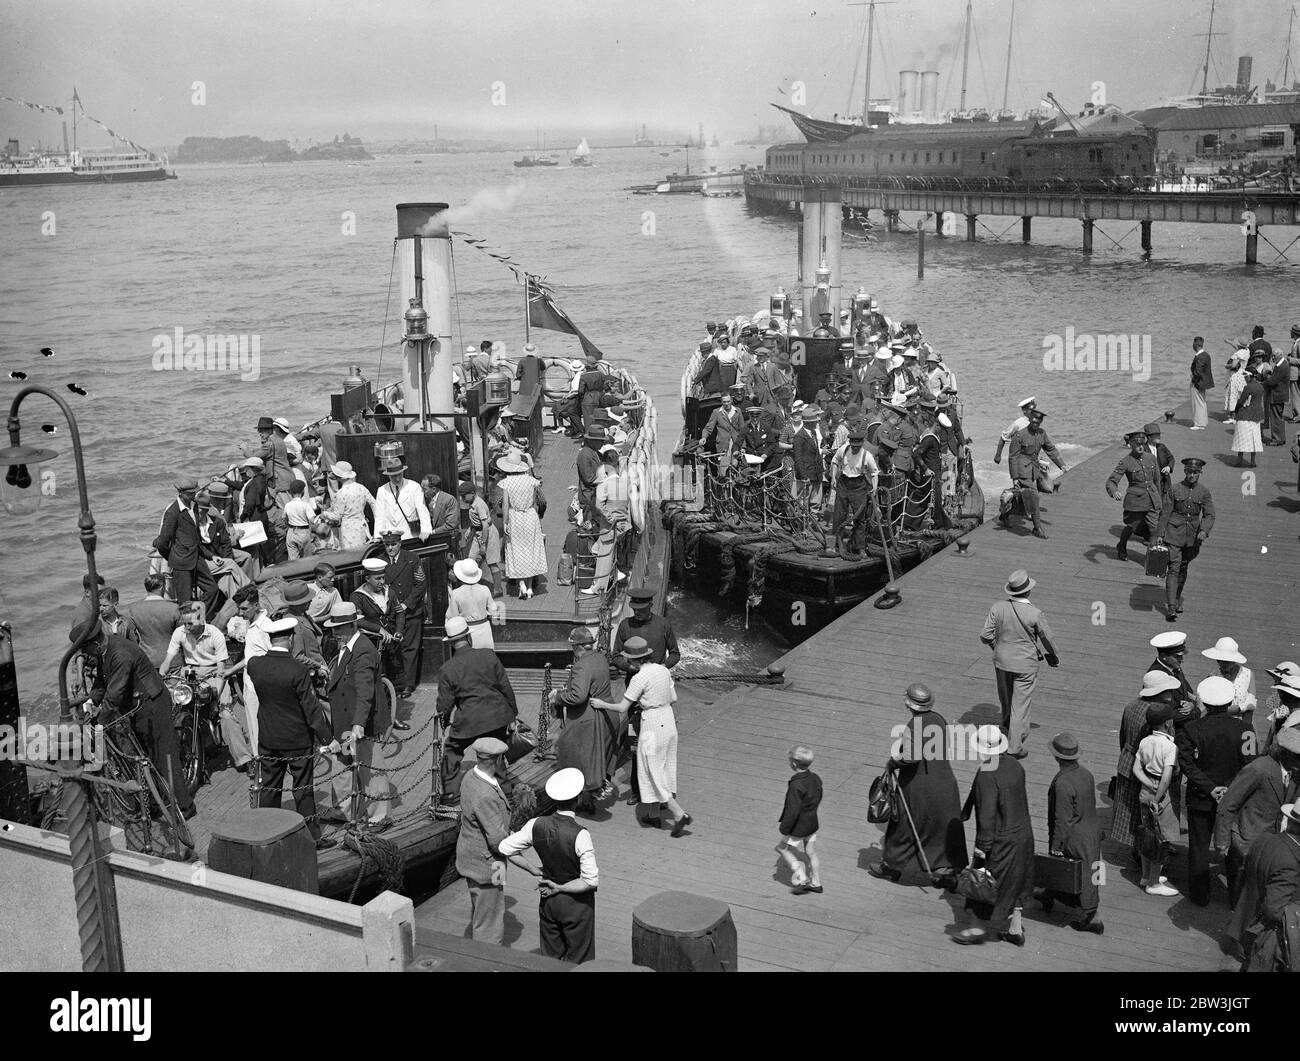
1155, 458, 1215, 622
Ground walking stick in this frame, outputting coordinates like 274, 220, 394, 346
895, 782, 934, 881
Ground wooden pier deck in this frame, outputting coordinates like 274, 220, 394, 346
416, 403, 1299, 970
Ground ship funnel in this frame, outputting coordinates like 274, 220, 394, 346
899, 70, 920, 117
920, 71, 940, 120
799, 187, 842, 329
395, 203, 456, 431
1236, 55, 1252, 89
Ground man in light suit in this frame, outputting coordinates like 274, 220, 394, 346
322, 601, 388, 825
980, 569, 1060, 758
152, 476, 221, 618
700, 385, 747, 471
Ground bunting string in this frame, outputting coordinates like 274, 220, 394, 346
1, 95, 156, 157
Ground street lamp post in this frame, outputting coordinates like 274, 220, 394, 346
1, 383, 100, 723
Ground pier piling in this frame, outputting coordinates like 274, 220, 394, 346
1082, 218, 1094, 254
1246, 228, 1259, 264
966, 213, 977, 242
1140, 219, 1152, 253
1021, 215, 1031, 243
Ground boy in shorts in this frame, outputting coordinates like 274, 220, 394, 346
779, 745, 823, 894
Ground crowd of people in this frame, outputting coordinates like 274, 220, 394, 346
685, 304, 970, 550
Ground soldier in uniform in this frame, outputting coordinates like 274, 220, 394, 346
1105, 430, 1162, 562
740, 402, 781, 472
1004, 409, 1067, 539
1142, 421, 1176, 499
1155, 457, 1215, 622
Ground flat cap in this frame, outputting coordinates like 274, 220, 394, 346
471, 736, 509, 759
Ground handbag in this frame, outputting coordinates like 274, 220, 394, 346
954, 865, 999, 906
504, 719, 537, 764
867, 769, 900, 824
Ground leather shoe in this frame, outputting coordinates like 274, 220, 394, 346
998, 930, 1026, 947
1071, 918, 1105, 935
1116, 546, 1128, 561
390, 719, 411, 731
1032, 528, 1048, 540
670, 812, 693, 837
868, 862, 901, 882
952, 931, 986, 946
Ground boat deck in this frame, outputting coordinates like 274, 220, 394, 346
415, 405, 1298, 970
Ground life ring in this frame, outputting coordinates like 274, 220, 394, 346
539, 357, 578, 402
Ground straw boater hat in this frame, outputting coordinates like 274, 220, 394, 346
971, 724, 1008, 758
621, 636, 653, 660
323, 601, 359, 628
330, 460, 356, 480
497, 455, 529, 474
1005, 569, 1035, 596
545, 767, 585, 802
453, 558, 483, 585
1050, 733, 1080, 760
1202, 636, 1247, 665
874, 348, 892, 361
380, 456, 408, 476
801, 407, 822, 423
443, 616, 471, 642
1140, 670, 1182, 697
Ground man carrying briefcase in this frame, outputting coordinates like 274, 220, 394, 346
1037, 732, 1103, 934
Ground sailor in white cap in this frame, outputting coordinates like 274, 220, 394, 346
1148, 631, 1197, 718
1177, 676, 1250, 905
246, 615, 334, 844
497, 767, 600, 963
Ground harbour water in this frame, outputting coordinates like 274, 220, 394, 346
1, 145, 1294, 700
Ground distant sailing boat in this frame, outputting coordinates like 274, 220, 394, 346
570, 137, 592, 167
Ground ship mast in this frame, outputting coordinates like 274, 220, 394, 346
1281, 6, 1297, 87
1001, 0, 1015, 115
849, 1, 894, 126
959, 0, 973, 113
1197, 0, 1221, 96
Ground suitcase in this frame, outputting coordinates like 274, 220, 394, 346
1144, 545, 1169, 578
1034, 853, 1084, 895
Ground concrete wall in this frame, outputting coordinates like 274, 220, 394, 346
0, 820, 413, 971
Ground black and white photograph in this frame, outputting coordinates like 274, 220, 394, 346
1, 0, 1298, 1014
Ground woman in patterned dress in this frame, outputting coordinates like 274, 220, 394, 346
1109, 670, 1181, 850
1231, 364, 1266, 467
498, 456, 547, 599
324, 461, 377, 550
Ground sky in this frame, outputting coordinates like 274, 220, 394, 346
0, 0, 1294, 149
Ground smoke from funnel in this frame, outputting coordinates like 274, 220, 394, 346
422, 180, 527, 234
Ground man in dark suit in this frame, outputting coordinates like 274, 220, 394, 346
322, 601, 387, 825
197, 483, 234, 561
76, 618, 195, 817
577, 355, 608, 430
1177, 676, 1251, 906
432, 617, 518, 819
1218, 729, 1300, 907
1231, 799, 1300, 971
153, 476, 220, 618
381, 530, 427, 697
1156, 457, 1215, 620
1043, 732, 1103, 933
247, 618, 331, 842
1142, 422, 1175, 499
791, 407, 826, 507
1189, 336, 1214, 430
575, 425, 605, 525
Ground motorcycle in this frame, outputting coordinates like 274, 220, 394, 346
166, 667, 227, 797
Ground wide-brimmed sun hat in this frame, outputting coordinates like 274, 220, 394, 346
453, 558, 483, 585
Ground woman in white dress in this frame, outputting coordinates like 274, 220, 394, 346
1223, 352, 1248, 423
591, 637, 693, 836
498, 455, 547, 598
324, 461, 377, 551
445, 558, 500, 649
1201, 636, 1257, 734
